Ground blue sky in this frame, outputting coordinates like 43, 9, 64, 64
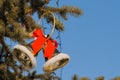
33, 0, 120, 80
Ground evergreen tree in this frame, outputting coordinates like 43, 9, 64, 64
0, 0, 82, 80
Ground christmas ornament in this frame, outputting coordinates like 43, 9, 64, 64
13, 12, 70, 72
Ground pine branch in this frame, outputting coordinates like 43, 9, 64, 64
37, 6, 82, 31
72, 74, 79, 80
0, 1, 82, 80
0, 0, 4, 9
96, 76, 104, 80
40, 6, 83, 20
0, 20, 5, 37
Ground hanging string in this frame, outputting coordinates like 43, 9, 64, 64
41, 16, 46, 34
56, 30, 64, 80
38, 11, 56, 40
56, 0, 59, 7
56, 30, 62, 52
55, 0, 64, 80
